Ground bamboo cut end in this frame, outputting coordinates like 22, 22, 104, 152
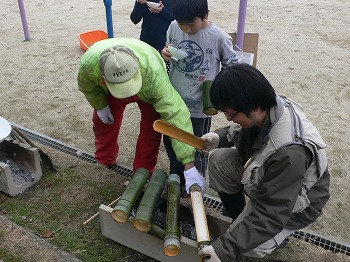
164, 245, 181, 257
133, 219, 151, 232
189, 183, 202, 193
164, 236, 181, 257
111, 209, 128, 223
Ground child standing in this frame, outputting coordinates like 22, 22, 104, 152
130, 0, 174, 53
161, 0, 238, 186
130, 0, 174, 73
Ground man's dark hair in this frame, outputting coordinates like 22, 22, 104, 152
210, 64, 277, 115
172, 0, 209, 23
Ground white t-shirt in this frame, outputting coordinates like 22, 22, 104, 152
166, 20, 238, 118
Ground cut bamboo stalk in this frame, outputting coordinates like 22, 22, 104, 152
190, 184, 211, 261
163, 174, 181, 257
133, 169, 168, 232
153, 120, 205, 149
10, 130, 26, 143
112, 168, 150, 223
148, 223, 165, 239
12, 126, 57, 171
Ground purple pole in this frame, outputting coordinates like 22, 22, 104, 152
236, 0, 247, 49
18, 0, 30, 41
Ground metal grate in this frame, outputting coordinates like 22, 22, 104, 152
292, 230, 350, 256
203, 194, 224, 213
10, 123, 350, 256
11, 123, 133, 178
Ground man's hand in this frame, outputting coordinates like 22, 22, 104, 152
184, 166, 206, 193
198, 245, 221, 262
97, 105, 114, 124
198, 132, 220, 155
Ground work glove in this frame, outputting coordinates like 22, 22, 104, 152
198, 245, 221, 262
184, 166, 206, 193
97, 105, 114, 124
198, 132, 220, 155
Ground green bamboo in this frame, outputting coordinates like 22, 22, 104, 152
163, 174, 181, 257
133, 169, 168, 232
148, 223, 165, 239
112, 168, 150, 223
202, 80, 218, 115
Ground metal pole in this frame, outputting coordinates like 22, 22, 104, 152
103, 0, 114, 38
18, 0, 30, 41
236, 0, 247, 49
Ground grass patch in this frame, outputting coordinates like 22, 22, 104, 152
0, 151, 347, 262
0, 157, 156, 262
0, 247, 23, 262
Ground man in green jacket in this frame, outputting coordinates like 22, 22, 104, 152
77, 38, 205, 191
197, 64, 330, 261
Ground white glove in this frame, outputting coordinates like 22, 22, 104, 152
184, 166, 206, 193
198, 132, 220, 155
198, 245, 221, 262
97, 105, 114, 124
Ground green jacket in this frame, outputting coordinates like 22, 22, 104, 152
77, 38, 195, 165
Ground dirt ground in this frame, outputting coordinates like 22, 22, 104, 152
1, 0, 350, 260
0, 215, 83, 262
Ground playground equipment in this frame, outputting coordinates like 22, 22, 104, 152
103, 0, 114, 38
236, 0, 247, 49
18, 0, 30, 41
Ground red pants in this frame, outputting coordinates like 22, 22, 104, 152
93, 94, 161, 173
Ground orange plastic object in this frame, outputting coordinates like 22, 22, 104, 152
78, 30, 108, 51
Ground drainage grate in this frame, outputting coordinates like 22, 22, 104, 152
10, 123, 350, 256
11, 123, 133, 178
293, 230, 350, 256
203, 195, 224, 213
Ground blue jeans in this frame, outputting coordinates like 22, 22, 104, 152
163, 117, 211, 185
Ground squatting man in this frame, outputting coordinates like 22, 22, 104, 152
196, 64, 330, 261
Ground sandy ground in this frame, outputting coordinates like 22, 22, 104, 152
1, 0, 349, 258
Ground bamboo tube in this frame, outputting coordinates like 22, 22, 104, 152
202, 80, 218, 116
133, 169, 168, 232
163, 174, 181, 257
153, 120, 205, 149
190, 184, 211, 248
112, 168, 150, 223
148, 223, 165, 239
